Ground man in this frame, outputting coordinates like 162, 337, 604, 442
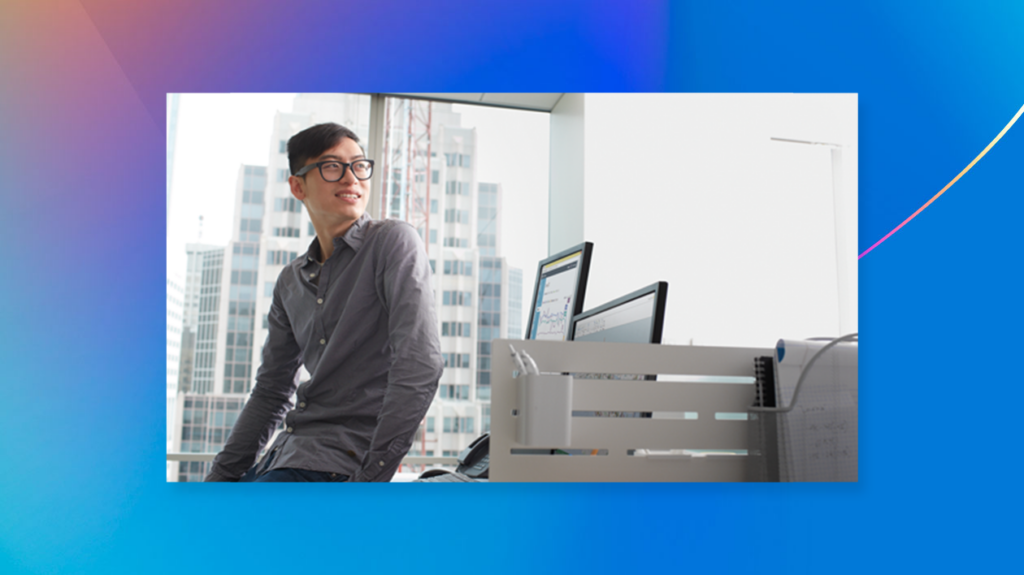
205, 123, 443, 482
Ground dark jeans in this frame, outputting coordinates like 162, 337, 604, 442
238, 448, 349, 483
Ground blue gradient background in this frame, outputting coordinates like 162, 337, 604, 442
0, 0, 1021, 572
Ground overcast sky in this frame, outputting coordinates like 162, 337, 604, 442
167, 93, 550, 328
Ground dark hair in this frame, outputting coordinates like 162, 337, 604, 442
287, 123, 362, 176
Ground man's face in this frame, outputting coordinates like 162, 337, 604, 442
289, 137, 370, 235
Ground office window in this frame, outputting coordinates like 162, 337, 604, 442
443, 260, 473, 277
442, 290, 472, 307
266, 250, 298, 265
426, 417, 434, 433
441, 352, 471, 368
240, 218, 262, 234
171, 93, 549, 468
443, 208, 471, 223
274, 197, 303, 213
441, 322, 472, 338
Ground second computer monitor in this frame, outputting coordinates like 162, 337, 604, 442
569, 281, 668, 344
525, 242, 593, 341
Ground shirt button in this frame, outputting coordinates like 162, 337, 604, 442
309, 273, 315, 278
287, 427, 294, 433
317, 298, 323, 304
379, 461, 385, 467
320, 338, 326, 345
299, 402, 306, 408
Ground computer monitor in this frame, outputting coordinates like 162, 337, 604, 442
557, 282, 669, 432
569, 281, 668, 345
525, 242, 593, 341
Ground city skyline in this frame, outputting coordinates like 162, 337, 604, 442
167, 94, 549, 335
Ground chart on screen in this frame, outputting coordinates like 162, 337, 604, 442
531, 252, 582, 341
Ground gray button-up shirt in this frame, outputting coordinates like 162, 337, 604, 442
205, 214, 443, 482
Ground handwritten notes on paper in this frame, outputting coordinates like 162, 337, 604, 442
775, 339, 858, 481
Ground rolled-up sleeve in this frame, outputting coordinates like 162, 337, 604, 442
204, 282, 303, 482
352, 222, 444, 482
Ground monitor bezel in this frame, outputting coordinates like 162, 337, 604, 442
568, 281, 669, 344
524, 241, 594, 341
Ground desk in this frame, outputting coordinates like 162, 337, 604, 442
490, 339, 771, 482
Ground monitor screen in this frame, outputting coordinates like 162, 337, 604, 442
526, 242, 593, 341
570, 282, 668, 344
567, 281, 669, 423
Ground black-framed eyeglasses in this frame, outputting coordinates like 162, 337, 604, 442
294, 159, 375, 182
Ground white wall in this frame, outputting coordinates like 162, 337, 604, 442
550, 94, 857, 348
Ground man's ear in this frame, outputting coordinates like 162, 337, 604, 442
288, 175, 306, 201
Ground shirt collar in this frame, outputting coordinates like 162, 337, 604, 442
303, 213, 372, 267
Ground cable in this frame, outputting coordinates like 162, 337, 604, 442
508, 344, 528, 374
520, 350, 540, 375
749, 333, 857, 413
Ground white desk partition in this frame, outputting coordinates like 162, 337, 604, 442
490, 339, 771, 482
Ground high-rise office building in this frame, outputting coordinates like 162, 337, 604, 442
171, 166, 267, 481
473, 183, 522, 432
178, 243, 220, 394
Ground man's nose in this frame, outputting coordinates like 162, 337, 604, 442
340, 164, 358, 183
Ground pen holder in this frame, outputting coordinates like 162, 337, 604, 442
516, 373, 573, 446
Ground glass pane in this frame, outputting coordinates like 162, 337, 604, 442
168, 92, 549, 473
